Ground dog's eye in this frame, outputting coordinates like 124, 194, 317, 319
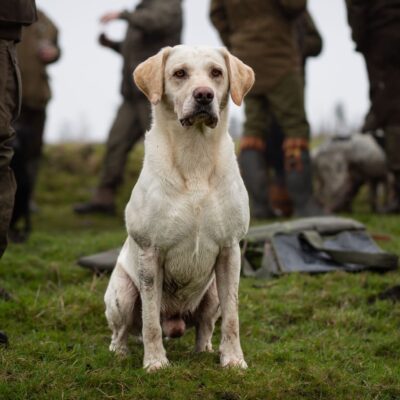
211, 68, 223, 78
173, 69, 187, 79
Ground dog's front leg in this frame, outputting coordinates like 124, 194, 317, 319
138, 247, 169, 372
215, 244, 247, 369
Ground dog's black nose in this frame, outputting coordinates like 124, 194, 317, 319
193, 87, 214, 105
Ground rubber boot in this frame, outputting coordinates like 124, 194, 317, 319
284, 146, 323, 217
382, 126, 400, 213
238, 148, 275, 219
73, 186, 116, 215
382, 173, 400, 213
0, 331, 8, 347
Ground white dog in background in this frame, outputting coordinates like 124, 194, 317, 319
104, 45, 254, 371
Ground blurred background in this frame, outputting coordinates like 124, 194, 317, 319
36, 0, 368, 142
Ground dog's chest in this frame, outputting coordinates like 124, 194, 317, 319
132, 181, 245, 306
152, 181, 247, 250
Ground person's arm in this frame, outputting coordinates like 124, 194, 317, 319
38, 12, 61, 64
209, 0, 231, 48
118, 1, 182, 35
345, 0, 368, 51
278, 0, 307, 18
98, 33, 122, 54
300, 11, 323, 59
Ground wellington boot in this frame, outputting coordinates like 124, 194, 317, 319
285, 149, 324, 217
238, 148, 276, 219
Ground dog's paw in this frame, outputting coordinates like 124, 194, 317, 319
144, 356, 170, 372
195, 342, 214, 353
220, 355, 248, 369
109, 341, 129, 357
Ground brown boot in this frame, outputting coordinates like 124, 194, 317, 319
73, 187, 116, 215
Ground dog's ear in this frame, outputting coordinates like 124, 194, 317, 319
133, 47, 171, 105
221, 48, 255, 106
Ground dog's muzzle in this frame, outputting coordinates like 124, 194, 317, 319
180, 109, 218, 129
180, 87, 219, 129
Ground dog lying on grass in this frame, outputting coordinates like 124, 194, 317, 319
104, 45, 254, 372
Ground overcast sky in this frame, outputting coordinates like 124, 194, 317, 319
35, 0, 369, 142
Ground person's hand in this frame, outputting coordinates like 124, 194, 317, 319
100, 11, 121, 24
98, 33, 111, 48
38, 43, 58, 63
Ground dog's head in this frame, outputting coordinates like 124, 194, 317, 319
133, 45, 254, 129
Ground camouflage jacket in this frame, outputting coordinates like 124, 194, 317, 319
210, 0, 306, 92
0, 0, 37, 41
345, 0, 400, 52
17, 9, 60, 109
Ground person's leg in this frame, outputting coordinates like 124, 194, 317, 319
15, 105, 46, 198
0, 40, 19, 257
136, 96, 151, 135
239, 94, 275, 219
0, 40, 21, 346
365, 35, 400, 212
265, 117, 293, 217
268, 72, 321, 217
74, 98, 146, 214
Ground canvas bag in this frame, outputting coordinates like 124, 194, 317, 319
241, 216, 398, 278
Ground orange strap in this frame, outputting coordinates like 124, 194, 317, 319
240, 136, 266, 152
283, 138, 309, 172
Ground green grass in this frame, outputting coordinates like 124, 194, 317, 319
1, 143, 400, 399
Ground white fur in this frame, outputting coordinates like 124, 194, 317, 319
104, 46, 250, 371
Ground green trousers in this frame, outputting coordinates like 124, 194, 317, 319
0, 40, 19, 258
243, 72, 309, 141
98, 96, 150, 190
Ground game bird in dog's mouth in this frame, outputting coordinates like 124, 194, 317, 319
104, 45, 254, 372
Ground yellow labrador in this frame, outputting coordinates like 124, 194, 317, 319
104, 45, 254, 372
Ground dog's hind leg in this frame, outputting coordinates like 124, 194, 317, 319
104, 263, 139, 356
193, 278, 220, 352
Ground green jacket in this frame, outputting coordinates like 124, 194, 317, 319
108, 0, 183, 99
345, 0, 400, 52
17, 9, 60, 109
0, 0, 37, 41
210, 0, 306, 92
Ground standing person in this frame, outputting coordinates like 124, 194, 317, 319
15, 8, 60, 204
210, 0, 322, 218
74, 0, 183, 215
267, 10, 323, 217
0, 0, 37, 345
9, 9, 60, 241
345, 0, 400, 212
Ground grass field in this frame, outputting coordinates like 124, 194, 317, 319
1, 143, 400, 400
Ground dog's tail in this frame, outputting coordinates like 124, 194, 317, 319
162, 316, 186, 339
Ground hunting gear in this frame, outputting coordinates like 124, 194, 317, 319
345, 0, 400, 212
74, 0, 183, 215
242, 217, 398, 278
210, 0, 323, 218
